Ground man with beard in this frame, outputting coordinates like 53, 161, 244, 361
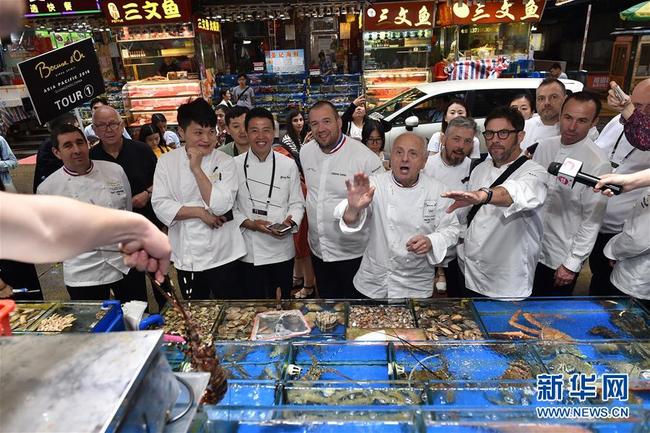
442, 107, 547, 299
300, 101, 384, 298
423, 116, 476, 296
521, 78, 598, 151
335, 132, 459, 299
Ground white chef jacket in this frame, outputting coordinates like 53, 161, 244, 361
595, 114, 650, 234
233, 149, 305, 266
460, 158, 548, 298
164, 130, 181, 148
300, 135, 384, 262
520, 116, 599, 150
604, 189, 650, 299
423, 153, 471, 192
334, 172, 460, 298
427, 131, 481, 159
152, 147, 246, 272
37, 161, 131, 286
533, 135, 609, 272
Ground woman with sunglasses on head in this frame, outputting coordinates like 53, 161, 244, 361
277, 109, 316, 299
428, 99, 480, 159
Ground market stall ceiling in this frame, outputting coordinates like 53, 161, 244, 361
203, 1, 361, 22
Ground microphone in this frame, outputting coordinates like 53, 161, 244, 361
547, 159, 622, 195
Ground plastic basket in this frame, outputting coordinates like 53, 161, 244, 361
0, 300, 16, 336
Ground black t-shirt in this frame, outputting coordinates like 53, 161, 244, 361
90, 138, 159, 225
33, 138, 63, 193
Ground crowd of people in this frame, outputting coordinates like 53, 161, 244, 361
1, 75, 649, 309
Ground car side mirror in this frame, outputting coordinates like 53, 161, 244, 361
405, 116, 419, 131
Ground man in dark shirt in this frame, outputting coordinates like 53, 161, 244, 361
32, 112, 77, 193
89, 105, 160, 307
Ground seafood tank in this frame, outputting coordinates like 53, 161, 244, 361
13, 297, 650, 431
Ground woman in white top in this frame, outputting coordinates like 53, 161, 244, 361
214, 105, 229, 147
509, 92, 536, 120
151, 113, 180, 148
428, 99, 480, 158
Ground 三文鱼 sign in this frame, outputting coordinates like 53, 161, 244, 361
439, 0, 546, 26
365, 1, 435, 31
102, 0, 191, 26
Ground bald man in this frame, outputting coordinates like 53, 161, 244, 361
589, 78, 650, 296
334, 132, 460, 299
89, 106, 160, 306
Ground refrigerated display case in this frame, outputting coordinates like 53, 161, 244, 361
363, 29, 433, 107
121, 80, 202, 126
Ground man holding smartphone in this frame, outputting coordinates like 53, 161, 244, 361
233, 108, 305, 299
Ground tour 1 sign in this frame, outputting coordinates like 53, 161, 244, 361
18, 38, 105, 124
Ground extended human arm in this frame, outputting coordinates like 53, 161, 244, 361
342, 172, 375, 226
0, 192, 171, 282
595, 169, 650, 196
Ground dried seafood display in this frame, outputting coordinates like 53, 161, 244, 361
349, 305, 415, 329
9, 305, 51, 331
36, 313, 76, 332
217, 305, 273, 339
162, 302, 221, 345
414, 301, 483, 340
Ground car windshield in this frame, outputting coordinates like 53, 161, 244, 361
369, 88, 427, 119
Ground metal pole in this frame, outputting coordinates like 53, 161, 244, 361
579, 3, 592, 71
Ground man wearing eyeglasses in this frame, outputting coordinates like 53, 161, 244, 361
83, 97, 131, 145
90, 105, 159, 304
532, 92, 609, 297
442, 107, 547, 299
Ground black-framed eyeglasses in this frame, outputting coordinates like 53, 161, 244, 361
482, 129, 520, 140
94, 121, 121, 131
367, 138, 383, 144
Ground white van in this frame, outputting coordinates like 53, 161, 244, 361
368, 78, 584, 153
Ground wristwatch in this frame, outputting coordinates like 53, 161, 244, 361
478, 187, 493, 204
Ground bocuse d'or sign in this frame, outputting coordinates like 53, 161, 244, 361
438, 0, 546, 26
102, 0, 191, 26
18, 38, 105, 125
365, 2, 436, 31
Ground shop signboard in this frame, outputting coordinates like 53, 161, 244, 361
101, 0, 191, 26
195, 17, 221, 34
265, 50, 305, 75
18, 38, 105, 124
25, 0, 101, 17
440, 0, 546, 26
365, 1, 435, 31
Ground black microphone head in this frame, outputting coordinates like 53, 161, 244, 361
547, 162, 562, 176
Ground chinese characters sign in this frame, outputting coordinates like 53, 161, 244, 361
365, 1, 435, 31
18, 38, 105, 124
102, 0, 191, 26
195, 17, 221, 34
25, 0, 100, 17
265, 50, 305, 75
439, 0, 546, 26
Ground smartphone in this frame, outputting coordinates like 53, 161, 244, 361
220, 209, 234, 221
613, 85, 627, 104
267, 223, 292, 234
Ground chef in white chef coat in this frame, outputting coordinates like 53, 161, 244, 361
334, 132, 460, 299
603, 189, 650, 303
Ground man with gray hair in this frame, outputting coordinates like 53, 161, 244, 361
334, 132, 459, 299
424, 116, 476, 296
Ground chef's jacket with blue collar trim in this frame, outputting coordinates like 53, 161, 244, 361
334, 171, 459, 298
300, 134, 384, 262
37, 160, 132, 286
